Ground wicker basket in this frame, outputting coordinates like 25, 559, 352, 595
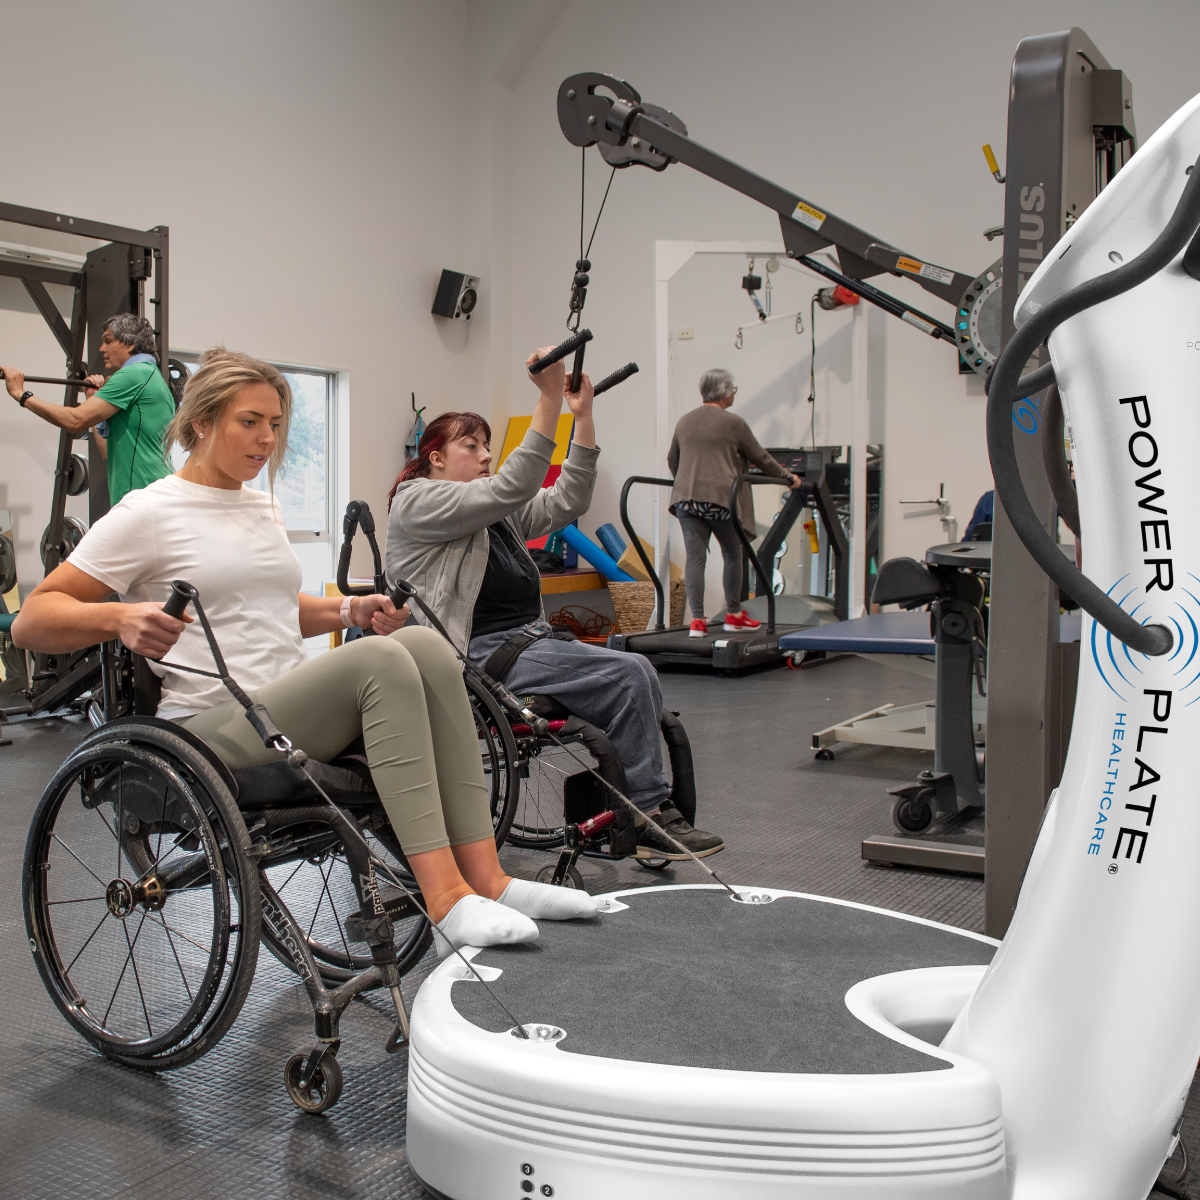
609, 579, 686, 632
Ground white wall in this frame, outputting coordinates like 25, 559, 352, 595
5, 0, 1200, 607
0, 0, 471, 592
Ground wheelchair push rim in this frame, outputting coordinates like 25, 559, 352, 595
23, 732, 260, 1069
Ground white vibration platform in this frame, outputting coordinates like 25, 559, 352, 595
407, 885, 1004, 1200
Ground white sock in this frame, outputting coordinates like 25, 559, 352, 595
499, 877, 600, 921
432, 894, 539, 960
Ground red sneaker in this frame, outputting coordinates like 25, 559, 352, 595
688, 618, 708, 638
722, 610, 761, 632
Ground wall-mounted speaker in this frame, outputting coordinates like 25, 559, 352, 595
431, 269, 480, 320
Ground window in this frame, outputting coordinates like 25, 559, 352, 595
172, 355, 336, 541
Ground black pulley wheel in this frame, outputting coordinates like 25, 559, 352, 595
40, 516, 87, 567
892, 789, 935, 834
65, 453, 89, 497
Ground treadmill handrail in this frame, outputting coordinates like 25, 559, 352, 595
728, 474, 801, 634
618, 475, 675, 630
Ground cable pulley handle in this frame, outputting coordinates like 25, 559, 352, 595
568, 340, 587, 394
528, 328, 593, 374
162, 580, 198, 620
985, 151, 1200, 658
337, 501, 382, 597
592, 362, 639, 396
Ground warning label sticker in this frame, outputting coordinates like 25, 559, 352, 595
897, 255, 955, 287
901, 311, 937, 336
791, 200, 826, 232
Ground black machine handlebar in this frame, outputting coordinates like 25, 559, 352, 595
527, 328, 593, 374
985, 154, 1200, 657
163, 580, 198, 620
592, 361, 639, 396
618, 476, 675, 630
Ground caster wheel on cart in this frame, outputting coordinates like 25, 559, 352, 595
535, 863, 585, 890
815, 748, 835, 761
284, 1051, 343, 1114
892, 789, 935, 834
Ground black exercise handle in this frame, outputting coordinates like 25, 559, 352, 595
592, 361, 639, 396
3, 372, 98, 389
163, 580, 198, 620
528, 328, 593, 374
568, 340, 586, 394
985, 152, 1200, 657
337, 500, 385, 597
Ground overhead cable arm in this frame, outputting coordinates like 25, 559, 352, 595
558, 72, 974, 317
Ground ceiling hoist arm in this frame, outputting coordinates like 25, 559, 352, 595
558, 71, 964, 345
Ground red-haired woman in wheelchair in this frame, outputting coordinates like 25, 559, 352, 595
12, 347, 597, 958
384, 345, 724, 858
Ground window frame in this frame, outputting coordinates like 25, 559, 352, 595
170, 352, 337, 544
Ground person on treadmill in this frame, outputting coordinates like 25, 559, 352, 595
668, 368, 800, 638
3, 313, 174, 504
385, 344, 725, 860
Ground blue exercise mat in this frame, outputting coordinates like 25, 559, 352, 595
779, 612, 935, 655
779, 610, 1084, 654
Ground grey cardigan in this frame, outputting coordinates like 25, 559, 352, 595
385, 427, 600, 650
667, 403, 789, 535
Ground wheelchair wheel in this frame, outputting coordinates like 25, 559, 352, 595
23, 721, 261, 1071
466, 677, 520, 845
506, 736, 596, 849
260, 821, 431, 985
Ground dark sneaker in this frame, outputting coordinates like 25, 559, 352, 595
635, 820, 690, 861
651, 800, 725, 857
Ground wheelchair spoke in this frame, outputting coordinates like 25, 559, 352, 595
50, 833, 110, 890
148, 914, 195, 1003
63, 909, 113, 975
271, 858, 308, 897
121, 915, 154, 1038
141, 911, 215, 957
47, 895, 108, 906
102, 912, 148, 1030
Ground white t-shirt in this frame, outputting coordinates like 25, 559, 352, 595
69, 474, 305, 719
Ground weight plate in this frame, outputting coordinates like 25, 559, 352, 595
0, 532, 16, 594
167, 358, 189, 409
955, 257, 1003, 377
40, 515, 88, 568
65, 453, 89, 496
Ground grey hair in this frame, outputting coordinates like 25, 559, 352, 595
699, 367, 735, 404
103, 312, 158, 357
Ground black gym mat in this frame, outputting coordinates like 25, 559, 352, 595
451, 887, 994, 1074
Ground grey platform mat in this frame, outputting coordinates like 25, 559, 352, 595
452, 887, 994, 1073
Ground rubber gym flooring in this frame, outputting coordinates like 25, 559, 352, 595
1, 653, 1193, 1199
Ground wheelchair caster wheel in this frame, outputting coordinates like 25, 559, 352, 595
891, 789, 935, 834
535, 864, 585, 890
815, 748, 835, 761
285, 1051, 343, 1114
636, 857, 670, 872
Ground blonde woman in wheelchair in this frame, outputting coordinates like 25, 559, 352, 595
12, 347, 597, 958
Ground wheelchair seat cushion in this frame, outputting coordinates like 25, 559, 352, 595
232, 754, 378, 810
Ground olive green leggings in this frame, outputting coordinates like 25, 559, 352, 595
179, 626, 494, 855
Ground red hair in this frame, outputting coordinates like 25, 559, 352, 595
388, 411, 492, 508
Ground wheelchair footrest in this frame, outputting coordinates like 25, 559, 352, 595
344, 893, 423, 942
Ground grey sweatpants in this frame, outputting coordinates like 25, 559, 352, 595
468, 622, 671, 813
677, 510, 744, 620
179, 626, 494, 855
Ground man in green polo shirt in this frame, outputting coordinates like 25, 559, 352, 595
3, 313, 174, 505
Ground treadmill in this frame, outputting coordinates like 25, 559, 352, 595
607, 460, 846, 671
